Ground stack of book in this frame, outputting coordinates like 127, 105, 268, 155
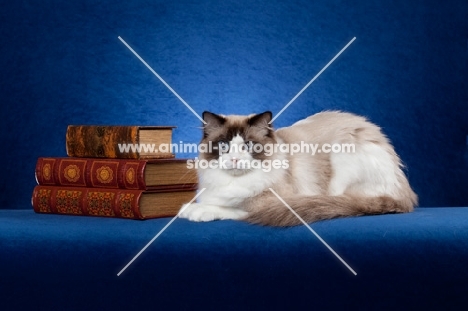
31, 125, 198, 219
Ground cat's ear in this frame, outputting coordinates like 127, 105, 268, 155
202, 111, 225, 137
248, 111, 273, 128
248, 111, 274, 137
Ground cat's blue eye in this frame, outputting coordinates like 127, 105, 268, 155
244, 141, 255, 152
218, 140, 230, 153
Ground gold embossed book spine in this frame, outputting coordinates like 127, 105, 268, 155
35, 157, 198, 190
31, 185, 197, 219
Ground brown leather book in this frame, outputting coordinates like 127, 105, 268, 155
31, 185, 197, 220
35, 157, 198, 190
66, 125, 175, 159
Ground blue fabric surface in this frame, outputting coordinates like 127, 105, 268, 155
1, 0, 467, 209
2, 208, 468, 309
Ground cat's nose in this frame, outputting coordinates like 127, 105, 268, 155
232, 157, 238, 166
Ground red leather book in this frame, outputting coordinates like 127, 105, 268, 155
35, 157, 198, 190
31, 185, 197, 220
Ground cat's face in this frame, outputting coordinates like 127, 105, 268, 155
199, 111, 277, 176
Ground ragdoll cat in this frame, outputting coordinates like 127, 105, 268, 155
179, 111, 417, 226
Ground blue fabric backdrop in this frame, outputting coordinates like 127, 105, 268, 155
1, 0, 467, 208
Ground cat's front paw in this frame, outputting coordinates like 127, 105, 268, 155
178, 203, 247, 222
179, 203, 217, 222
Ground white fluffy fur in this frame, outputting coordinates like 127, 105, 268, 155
179, 111, 416, 224
179, 134, 287, 221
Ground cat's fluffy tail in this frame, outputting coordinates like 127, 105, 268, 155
243, 195, 415, 227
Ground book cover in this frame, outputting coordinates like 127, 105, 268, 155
35, 157, 198, 190
66, 125, 175, 159
31, 185, 197, 220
